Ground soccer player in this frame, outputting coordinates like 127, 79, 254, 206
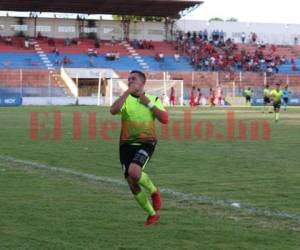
263, 84, 271, 113
282, 85, 290, 111
270, 83, 283, 122
196, 88, 202, 106
189, 86, 196, 107
110, 70, 168, 226
170, 86, 175, 106
217, 87, 223, 106
209, 87, 215, 107
244, 87, 253, 107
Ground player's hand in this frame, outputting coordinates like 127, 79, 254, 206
138, 93, 150, 106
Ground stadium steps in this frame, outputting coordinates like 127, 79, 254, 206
33, 41, 55, 71
121, 41, 150, 71
50, 72, 72, 96
33, 41, 70, 95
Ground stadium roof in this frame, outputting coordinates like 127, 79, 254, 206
0, 0, 203, 17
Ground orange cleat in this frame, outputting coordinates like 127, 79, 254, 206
144, 211, 160, 226
151, 189, 162, 211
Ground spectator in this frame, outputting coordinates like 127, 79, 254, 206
106, 53, 114, 60
48, 38, 55, 46
148, 40, 154, 50
28, 39, 35, 49
159, 52, 165, 62
64, 38, 71, 46
5, 37, 12, 45
53, 48, 59, 60
138, 40, 144, 49
87, 48, 94, 57
37, 32, 43, 40
132, 39, 139, 49
71, 38, 80, 45
24, 39, 29, 49
111, 36, 116, 46
251, 32, 257, 43
94, 38, 101, 48
174, 53, 180, 62
294, 37, 298, 45
203, 29, 208, 40
88, 56, 94, 67
241, 32, 246, 43
155, 52, 164, 62
292, 64, 298, 71
62, 56, 71, 65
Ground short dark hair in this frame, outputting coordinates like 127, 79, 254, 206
130, 70, 146, 82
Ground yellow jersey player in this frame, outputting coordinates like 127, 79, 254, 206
270, 83, 283, 122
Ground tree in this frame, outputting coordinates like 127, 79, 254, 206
112, 15, 165, 22
209, 17, 223, 22
226, 17, 238, 22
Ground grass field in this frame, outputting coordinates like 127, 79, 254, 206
0, 106, 299, 250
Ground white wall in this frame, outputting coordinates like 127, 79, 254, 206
175, 20, 300, 45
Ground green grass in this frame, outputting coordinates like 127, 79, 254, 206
0, 106, 300, 250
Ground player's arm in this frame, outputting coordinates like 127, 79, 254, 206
139, 94, 169, 124
151, 105, 169, 124
110, 90, 130, 115
110, 84, 139, 115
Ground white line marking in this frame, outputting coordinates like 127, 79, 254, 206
0, 155, 299, 221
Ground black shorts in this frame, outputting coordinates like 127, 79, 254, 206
283, 97, 289, 104
264, 96, 270, 104
119, 141, 156, 177
273, 101, 281, 110
246, 96, 251, 102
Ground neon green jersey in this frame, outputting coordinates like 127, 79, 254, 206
244, 89, 252, 97
118, 94, 165, 143
263, 88, 270, 97
270, 89, 283, 102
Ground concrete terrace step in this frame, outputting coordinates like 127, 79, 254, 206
122, 41, 150, 70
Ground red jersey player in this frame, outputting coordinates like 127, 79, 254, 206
170, 86, 175, 106
189, 86, 196, 107
209, 88, 215, 107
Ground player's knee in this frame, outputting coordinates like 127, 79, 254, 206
128, 163, 141, 180
126, 176, 141, 194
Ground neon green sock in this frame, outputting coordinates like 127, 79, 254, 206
275, 112, 279, 121
139, 172, 157, 194
134, 191, 155, 216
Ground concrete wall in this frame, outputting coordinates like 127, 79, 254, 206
0, 17, 166, 41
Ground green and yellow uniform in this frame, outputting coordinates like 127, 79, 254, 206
270, 89, 283, 122
117, 93, 165, 217
118, 94, 165, 144
263, 88, 271, 104
244, 88, 252, 106
270, 89, 283, 108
